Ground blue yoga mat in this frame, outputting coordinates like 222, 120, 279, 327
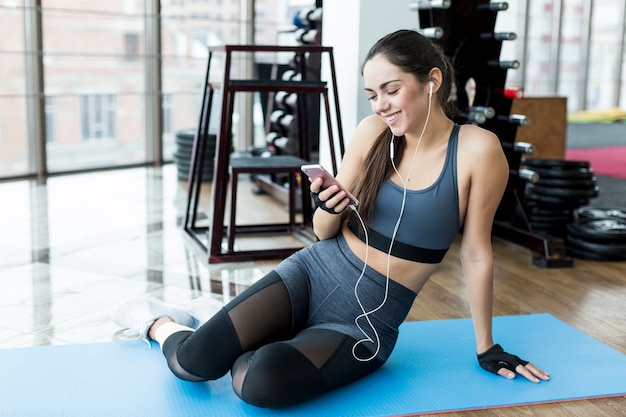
2, 314, 625, 417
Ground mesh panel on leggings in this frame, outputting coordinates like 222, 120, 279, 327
232, 328, 384, 408
226, 271, 298, 351
161, 271, 297, 381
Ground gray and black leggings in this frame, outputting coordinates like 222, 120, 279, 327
161, 235, 417, 408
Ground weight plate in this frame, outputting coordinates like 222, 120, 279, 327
176, 132, 216, 146
537, 177, 597, 189
529, 217, 568, 226
527, 184, 600, 198
525, 191, 590, 208
531, 167, 595, 180
577, 207, 626, 221
565, 244, 626, 261
529, 213, 574, 223
567, 218, 626, 243
173, 148, 192, 159
529, 206, 573, 216
175, 142, 194, 153
565, 236, 626, 261
173, 150, 215, 163
175, 133, 195, 148
566, 235, 626, 257
522, 158, 590, 170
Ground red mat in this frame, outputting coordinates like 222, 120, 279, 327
565, 146, 626, 179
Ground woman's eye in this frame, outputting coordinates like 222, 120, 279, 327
387, 89, 399, 95
367, 95, 376, 101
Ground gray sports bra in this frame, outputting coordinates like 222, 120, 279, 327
349, 124, 461, 263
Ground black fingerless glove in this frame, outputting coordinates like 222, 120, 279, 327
477, 344, 529, 374
310, 191, 339, 214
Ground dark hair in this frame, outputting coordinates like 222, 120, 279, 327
347, 30, 456, 225
361, 29, 456, 118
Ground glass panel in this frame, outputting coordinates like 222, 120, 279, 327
42, 3, 146, 172
498, 0, 626, 113
0, 96, 29, 176
160, 0, 241, 160
622, 44, 626, 110
524, 1, 557, 95
159, 0, 310, 159
558, 1, 586, 112
588, 0, 623, 110
0, 2, 29, 178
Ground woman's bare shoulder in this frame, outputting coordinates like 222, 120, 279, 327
352, 115, 388, 145
344, 115, 388, 153
457, 123, 503, 157
359, 114, 388, 130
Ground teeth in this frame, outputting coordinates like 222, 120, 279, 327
387, 113, 398, 121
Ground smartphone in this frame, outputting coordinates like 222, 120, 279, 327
301, 164, 359, 206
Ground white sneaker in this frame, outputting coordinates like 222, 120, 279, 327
111, 296, 198, 339
186, 296, 225, 326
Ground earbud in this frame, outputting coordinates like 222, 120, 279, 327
429, 81, 434, 96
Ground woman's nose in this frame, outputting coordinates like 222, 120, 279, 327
373, 97, 388, 114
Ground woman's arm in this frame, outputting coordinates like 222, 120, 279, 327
459, 126, 549, 383
458, 126, 507, 355
311, 115, 385, 239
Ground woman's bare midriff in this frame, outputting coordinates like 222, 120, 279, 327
341, 223, 441, 294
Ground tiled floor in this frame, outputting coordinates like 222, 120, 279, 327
0, 164, 282, 349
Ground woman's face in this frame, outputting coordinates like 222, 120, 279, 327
362, 54, 430, 138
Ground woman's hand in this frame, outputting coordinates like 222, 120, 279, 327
309, 177, 352, 214
477, 344, 550, 383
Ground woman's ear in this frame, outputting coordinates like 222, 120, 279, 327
427, 67, 443, 92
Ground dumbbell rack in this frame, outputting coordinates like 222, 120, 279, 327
182, 44, 345, 263
260, 6, 325, 202
416, 0, 573, 267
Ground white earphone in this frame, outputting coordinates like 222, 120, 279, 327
355, 78, 435, 362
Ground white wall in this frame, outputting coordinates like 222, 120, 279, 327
319, 0, 417, 168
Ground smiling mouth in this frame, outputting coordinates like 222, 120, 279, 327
385, 112, 399, 122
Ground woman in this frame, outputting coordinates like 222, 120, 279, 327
113, 29, 549, 409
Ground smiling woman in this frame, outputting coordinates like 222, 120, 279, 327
112, 29, 548, 410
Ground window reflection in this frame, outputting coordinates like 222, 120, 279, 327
42, 5, 146, 172
80, 95, 117, 141
0, 3, 28, 177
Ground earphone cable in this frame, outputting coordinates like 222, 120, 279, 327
351, 83, 433, 362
